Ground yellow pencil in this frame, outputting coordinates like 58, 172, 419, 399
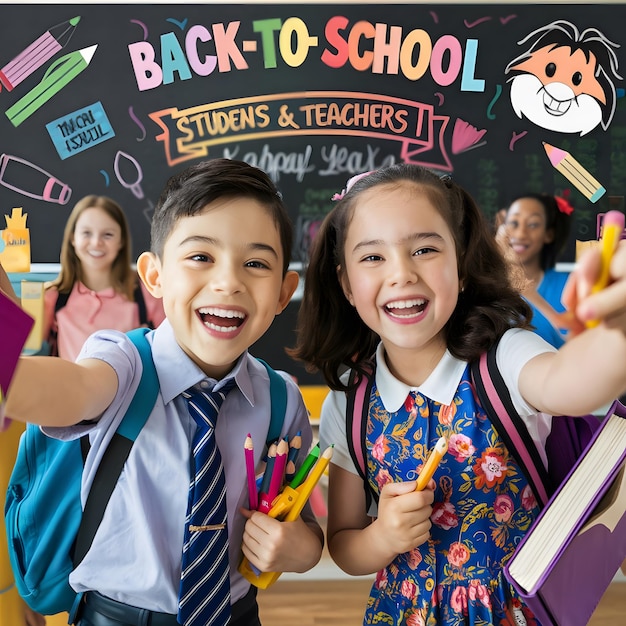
283, 445, 333, 522
586, 210, 625, 328
415, 437, 448, 491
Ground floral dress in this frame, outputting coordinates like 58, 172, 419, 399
363, 365, 542, 626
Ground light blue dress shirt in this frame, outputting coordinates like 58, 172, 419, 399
44, 319, 314, 613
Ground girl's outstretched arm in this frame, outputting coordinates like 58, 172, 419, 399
564, 240, 626, 332
326, 464, 433, 576
519, 242, 626, 415
6, 356, 118, 427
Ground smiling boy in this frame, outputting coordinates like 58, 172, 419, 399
4, 159, 323, 626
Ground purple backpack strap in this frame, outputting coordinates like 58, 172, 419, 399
470, 344, 551, 508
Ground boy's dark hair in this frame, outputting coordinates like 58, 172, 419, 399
509, 193, 572, 271
290, 163, 533, 391
151, 158, 293, 274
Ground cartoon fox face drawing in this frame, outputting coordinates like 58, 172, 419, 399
505, 20, 622, 136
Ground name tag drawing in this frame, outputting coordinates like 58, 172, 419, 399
46, 102, 115, 159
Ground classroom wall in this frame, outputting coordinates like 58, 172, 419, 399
1, 2, 625, 380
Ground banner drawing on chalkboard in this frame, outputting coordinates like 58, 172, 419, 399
149, 91, 467, 171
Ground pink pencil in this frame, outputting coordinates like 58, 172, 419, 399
244, 434, 257, 510
259, 438, 288, 514
0, 16, 80, 92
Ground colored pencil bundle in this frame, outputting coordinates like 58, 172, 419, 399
240, 436, 333, 589
245, 431, 329, 517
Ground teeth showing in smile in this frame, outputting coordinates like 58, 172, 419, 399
542, 92, 571, 116
198, 307, 245, 332
385, 298, 427, 317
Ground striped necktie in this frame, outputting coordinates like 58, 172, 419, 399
178, 379, 235, 626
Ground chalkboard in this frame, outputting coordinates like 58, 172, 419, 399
1, 3, 625, 381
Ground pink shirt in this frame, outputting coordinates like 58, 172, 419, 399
43, 281, 166, 362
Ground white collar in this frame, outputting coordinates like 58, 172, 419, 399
374, 342, 468, 413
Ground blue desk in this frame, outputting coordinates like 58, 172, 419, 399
8, 267, 59, 298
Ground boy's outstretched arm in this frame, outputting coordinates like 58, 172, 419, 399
325, 464, 433, 577
240, 508, 323, 574
6, 356, 118, 427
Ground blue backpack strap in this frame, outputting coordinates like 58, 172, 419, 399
116, 328, 159, 439
256, 358, 287, 444
470, 340, 551, 508
73, 328, 159, 565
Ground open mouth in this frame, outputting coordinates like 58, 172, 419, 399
198, 306, 246, 332
385, 298, 427, 318
511, 243, 528, 254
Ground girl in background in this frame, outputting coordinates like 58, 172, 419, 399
497, 193, 573, 347
44, 195, 165, 361
291, 164, 626, 625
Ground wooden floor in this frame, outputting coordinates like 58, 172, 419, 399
258, 579, 626, 625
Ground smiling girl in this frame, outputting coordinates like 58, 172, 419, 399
291, 164, 626, 625
44, 195, 165, 361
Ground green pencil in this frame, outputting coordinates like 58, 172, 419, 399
288, 442, 320, 488
6, 44, 97, 127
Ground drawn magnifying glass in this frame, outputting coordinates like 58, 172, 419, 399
113, 150, 144, 199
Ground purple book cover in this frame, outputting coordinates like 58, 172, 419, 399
505, 402, 626, 626
0, 289, 33, 428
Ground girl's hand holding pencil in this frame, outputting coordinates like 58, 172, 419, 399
562, 211, 626, 334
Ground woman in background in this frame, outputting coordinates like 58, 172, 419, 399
497, 193, 573, 347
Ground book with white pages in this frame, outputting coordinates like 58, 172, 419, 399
505, 406, 626, 626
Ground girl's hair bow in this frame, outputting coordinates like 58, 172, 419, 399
331, 170, 376, 201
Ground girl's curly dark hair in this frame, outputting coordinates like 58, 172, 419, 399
289, 164, 533, 391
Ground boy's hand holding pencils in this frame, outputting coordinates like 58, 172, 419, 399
240, 437, 332, 588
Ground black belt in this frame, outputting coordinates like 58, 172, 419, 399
79, 586, 258, 626
81, 592, 178, 626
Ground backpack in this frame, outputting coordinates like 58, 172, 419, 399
469, 343, 603, 507
48, 280, 151, 357
346, 342, 605, 510
4, 328, 159, 616
4, 329, 287, 616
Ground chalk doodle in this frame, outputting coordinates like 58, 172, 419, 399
128, 106, 147, 141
